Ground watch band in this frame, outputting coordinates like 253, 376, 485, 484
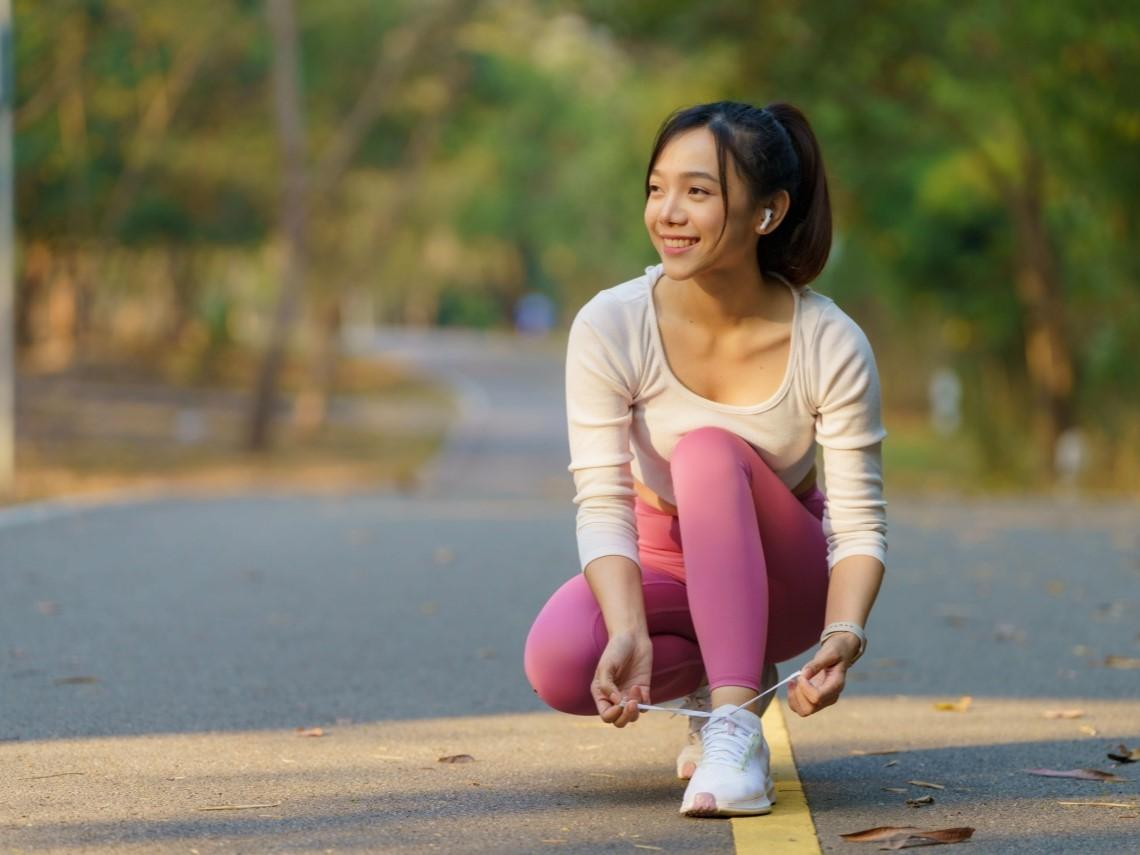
820, 621, 867, 663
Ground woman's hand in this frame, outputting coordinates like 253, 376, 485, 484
592, 630, 653, 727
787, 632, 860, 717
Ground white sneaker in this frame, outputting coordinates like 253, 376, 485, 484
675, 685, 710, 780
675, 665, 778, 781
679, 705, 775, 817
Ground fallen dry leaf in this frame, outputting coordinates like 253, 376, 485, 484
20, 771, 86, 780
933, 696, 972, 713
1104, 655, 1140, 670
852, 748, 902, 756
994, 623, 1024, 642
1024, 768, 1125, 782
1079, 725, 1099, 736
885, 760, 899, 767
882, 787, 908, 794
633, 847, 664, 852
906, 795, 935, 808
908, 780, 945, 790
295, 727, 325, 737
1042, 709, 1085, 719
53, 676, 98, 685
438, 754, 475, 764
197, 803, 281, 811
840, 825, 974, 849
1058, 801, 1137, 808
881, 827, 975, 850
841, 826, 921, 842
1107, 744, 1140, 763
36, 601, 59, 615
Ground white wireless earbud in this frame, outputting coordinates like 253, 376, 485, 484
760, 208, 773, 232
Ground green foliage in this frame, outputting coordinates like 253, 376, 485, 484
11, 0, 1139, 488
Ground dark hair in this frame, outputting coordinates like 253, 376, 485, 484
644, 101, 832, 286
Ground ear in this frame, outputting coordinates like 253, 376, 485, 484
755, 189, 792, 235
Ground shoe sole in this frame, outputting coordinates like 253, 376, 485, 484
680, 782, 777, 818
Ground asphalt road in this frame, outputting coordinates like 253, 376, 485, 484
2, 326, 1137, 854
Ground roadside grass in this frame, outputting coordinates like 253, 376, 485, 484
6, 342, 454, 506
880, 410, 1137, 496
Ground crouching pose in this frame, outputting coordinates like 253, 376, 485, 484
525, 100, 887, 817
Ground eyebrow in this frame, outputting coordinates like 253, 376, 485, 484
650, 169, 719, 182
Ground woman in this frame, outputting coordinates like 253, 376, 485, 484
524, 101, 887, 818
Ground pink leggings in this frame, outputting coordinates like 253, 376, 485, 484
524, 427, 830, 715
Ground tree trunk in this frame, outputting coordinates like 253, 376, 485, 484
15, 241, 51, 351
164, 245, 197, 346
293, 297, 341, 437
1008, 145, 1075, 481
248, 0, 308, 451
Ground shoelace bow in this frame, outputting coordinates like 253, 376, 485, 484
635, 668, 802, 719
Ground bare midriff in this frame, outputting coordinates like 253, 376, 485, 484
634, 464, 817, 516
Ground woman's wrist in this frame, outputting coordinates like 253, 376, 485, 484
821, 620, 866, 657
822, 631, 863, 666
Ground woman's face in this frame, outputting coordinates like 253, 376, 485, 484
644, 127, 765, 281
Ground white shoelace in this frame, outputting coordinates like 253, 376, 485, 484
635, 669, 801, 719
700, 714, 761, 767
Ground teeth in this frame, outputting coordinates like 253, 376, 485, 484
664, 238, 698, 248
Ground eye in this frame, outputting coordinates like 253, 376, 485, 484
648, 183, 663, 194
689, 186, 711, 196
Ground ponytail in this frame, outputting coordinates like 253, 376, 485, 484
761, 103, 832, 285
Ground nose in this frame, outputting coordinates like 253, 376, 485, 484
659, 192, 687, 226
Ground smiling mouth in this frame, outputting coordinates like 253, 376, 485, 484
662, 237, 699, 248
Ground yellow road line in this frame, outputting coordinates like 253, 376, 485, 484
731, 702, 821, 854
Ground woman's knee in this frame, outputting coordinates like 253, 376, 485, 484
524, 626, 597, 715
523, 591, 602, 716
671, 426, 751, 482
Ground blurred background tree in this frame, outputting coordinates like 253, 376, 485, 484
10, 0, 1138, 489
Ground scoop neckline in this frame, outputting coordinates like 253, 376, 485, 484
645, 264, 800, 414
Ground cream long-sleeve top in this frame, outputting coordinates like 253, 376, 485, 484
567, 263, 887, 573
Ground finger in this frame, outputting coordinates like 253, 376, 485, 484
788, 688, 812, 717
592, 675, 617, 706
815, 646, 844, 667
786, 686, 802, 716
599, 702, 623, 723
798, 665, 825, 697
594, 681, 622, 719
797, 672, 822, 705
820, 667, 845, 691
593, 694, 613, 718
615, 697, 640, 727
818, 673, 846, 706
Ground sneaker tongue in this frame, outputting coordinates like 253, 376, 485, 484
709, 704, 762, 730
